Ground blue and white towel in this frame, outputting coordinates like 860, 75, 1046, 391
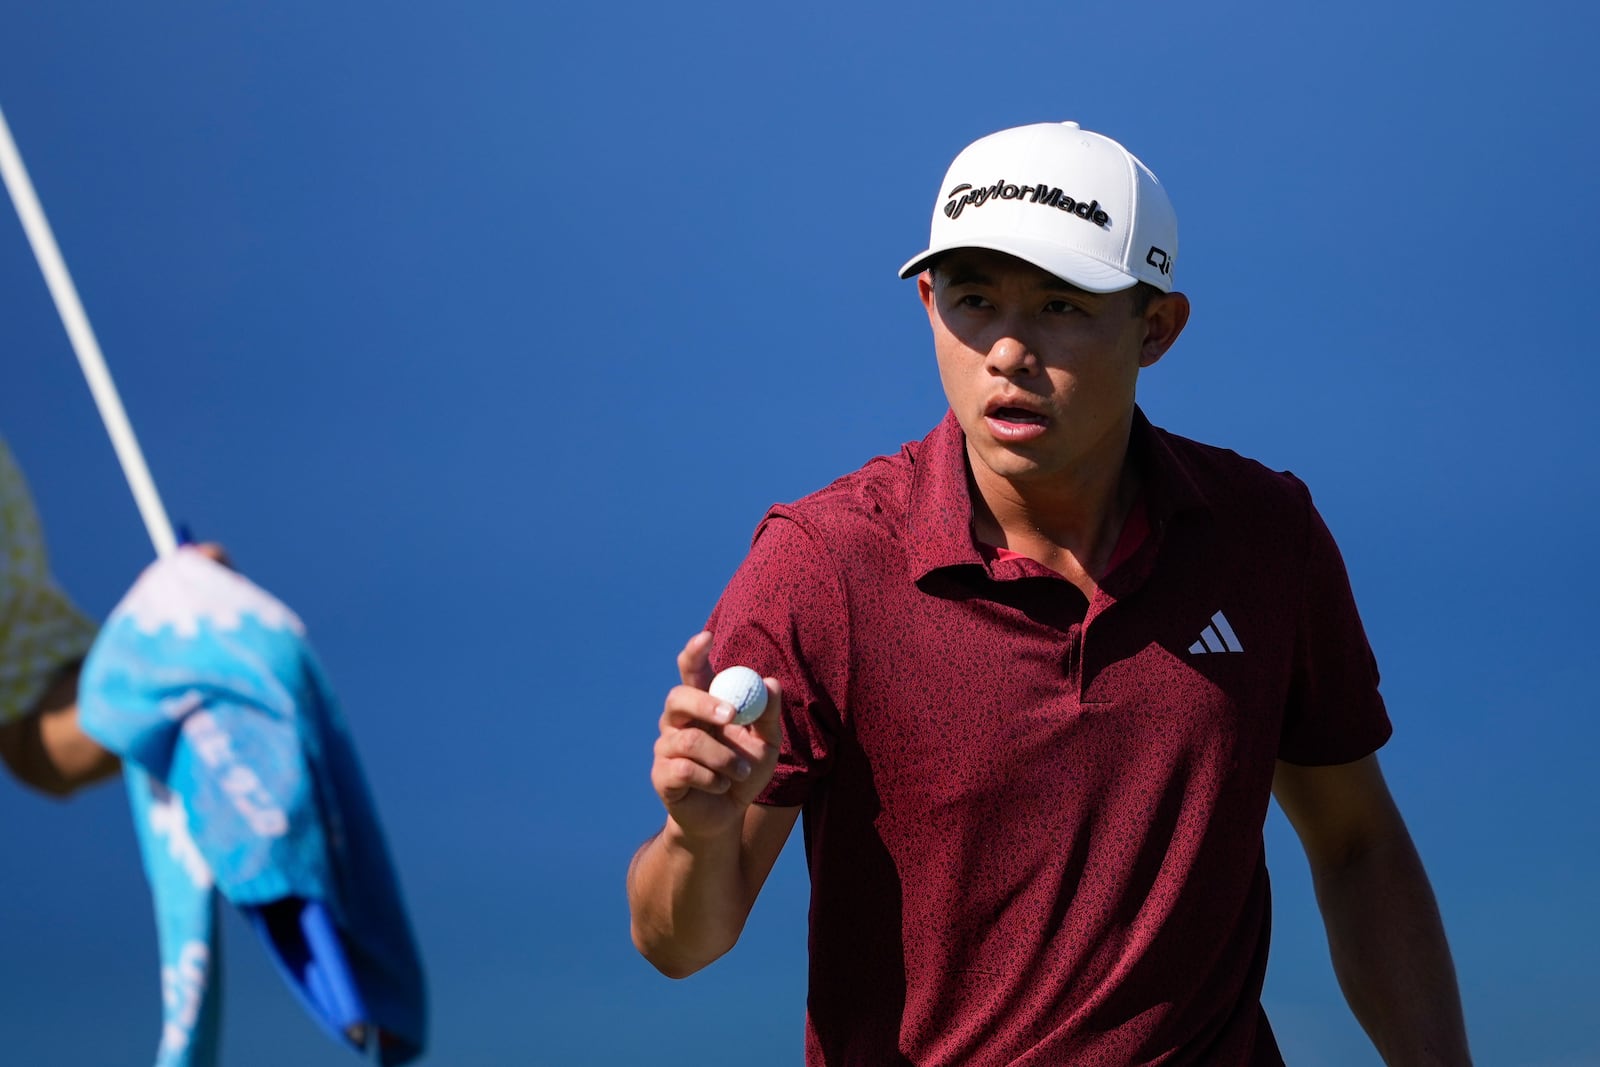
79, 549, 427, 1066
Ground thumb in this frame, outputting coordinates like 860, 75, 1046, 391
677, 631, 715, 690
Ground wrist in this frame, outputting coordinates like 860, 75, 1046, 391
661, 812, 743, 851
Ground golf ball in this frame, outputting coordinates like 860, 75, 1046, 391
709, 665, 768, 726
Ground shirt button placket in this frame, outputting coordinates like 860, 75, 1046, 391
1063, 621, 1083, 699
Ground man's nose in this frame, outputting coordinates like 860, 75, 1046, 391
985, 333, 1038, 377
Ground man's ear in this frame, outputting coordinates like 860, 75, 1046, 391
917, 270, 936, 313
1139, 291, 1190, 369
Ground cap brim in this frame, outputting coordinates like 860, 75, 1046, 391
898, 238, 1138, 294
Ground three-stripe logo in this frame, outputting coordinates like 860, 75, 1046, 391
1189, 611, 1243, 655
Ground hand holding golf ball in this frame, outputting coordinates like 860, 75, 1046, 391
708, 665, 769, 726
650, 634, 783, 823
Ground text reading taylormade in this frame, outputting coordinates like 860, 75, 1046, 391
944, 180, 1111, 227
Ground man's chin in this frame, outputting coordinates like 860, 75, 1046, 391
970, 446, 1053, 485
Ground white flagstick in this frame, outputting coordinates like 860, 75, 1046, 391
0, 102, 177, 558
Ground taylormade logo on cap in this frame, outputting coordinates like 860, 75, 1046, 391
898, 120, 1179, 294
943, 181, 1111, 228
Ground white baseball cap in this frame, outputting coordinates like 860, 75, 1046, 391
898, 121, 1178, 293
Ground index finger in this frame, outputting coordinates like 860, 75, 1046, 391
661, 682, 737, 730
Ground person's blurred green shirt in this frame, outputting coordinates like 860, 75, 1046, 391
0, 436, 96, 724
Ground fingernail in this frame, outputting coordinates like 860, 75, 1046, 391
733, 759, 751, 780
713, 703, 734, 723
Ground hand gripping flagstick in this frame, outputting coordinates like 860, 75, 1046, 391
0, 102, 178, 558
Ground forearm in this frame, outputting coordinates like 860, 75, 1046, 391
1312, 832, 1471, 1066
0, 664, 119, 797
627, 818, 753, 978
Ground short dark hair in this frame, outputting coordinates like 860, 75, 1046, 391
1127, 282, 1163, 317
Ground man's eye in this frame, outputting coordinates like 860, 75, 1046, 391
1043, 300, 1078, 314
956, 294, 990, 309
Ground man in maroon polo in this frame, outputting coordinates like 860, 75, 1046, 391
628, 121, 1471, 1066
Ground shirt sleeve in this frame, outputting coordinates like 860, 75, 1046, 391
706, 507, 852, 808
0, 438, 98, 725
1277, 482, 1393, 765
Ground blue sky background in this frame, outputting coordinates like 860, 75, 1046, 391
2, 2, 1596, 1064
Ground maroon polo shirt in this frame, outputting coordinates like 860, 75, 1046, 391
707, 408, 1391, 1066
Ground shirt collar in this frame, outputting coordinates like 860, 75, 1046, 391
905, 410, 984, 580
1127, 405, 1208, 528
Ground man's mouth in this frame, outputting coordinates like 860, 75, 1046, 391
983, 402, 1051, 444
988, 406, 1048, 425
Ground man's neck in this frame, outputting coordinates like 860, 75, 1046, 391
968, 424, 1140, 598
